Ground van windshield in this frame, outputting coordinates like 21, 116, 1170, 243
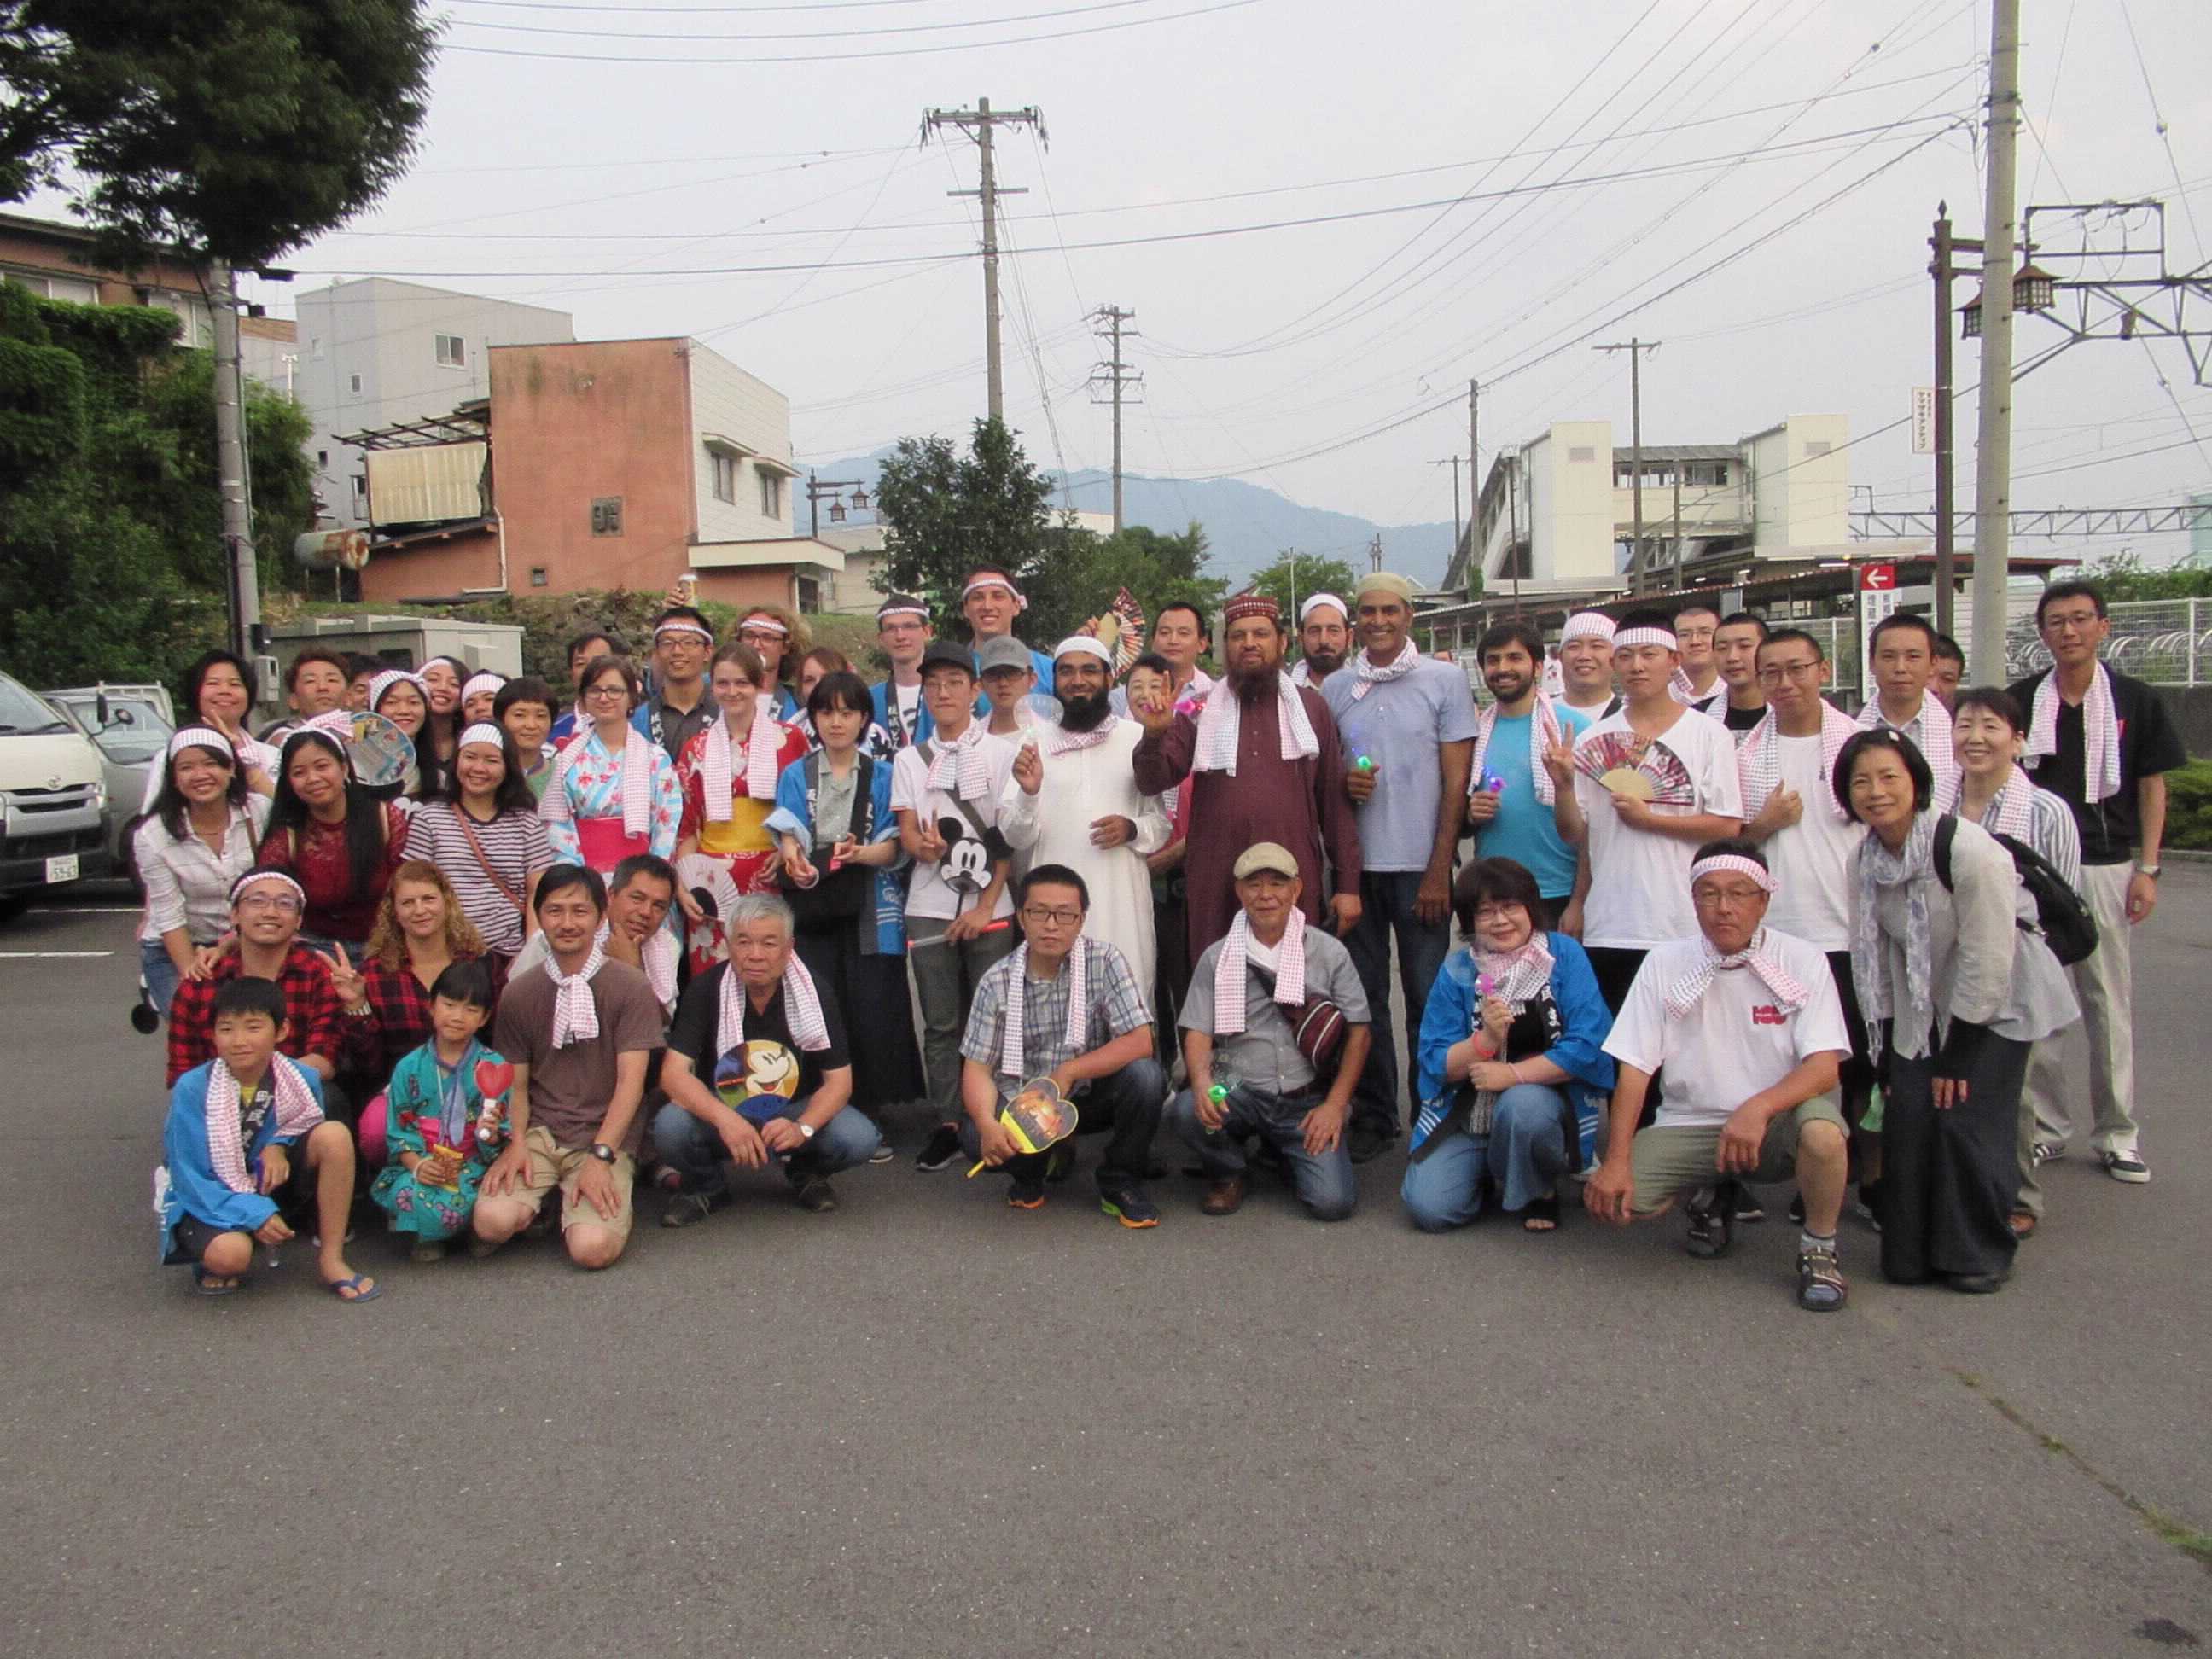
0, 676, 73, 736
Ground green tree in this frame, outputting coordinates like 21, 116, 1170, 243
0, 286, 314, 685
1246, 550, 1361, 622
1029, 521, 1230, 649
0, 0, 440, 266
2069, 550, 2212, 602
872, 416, 1057, 634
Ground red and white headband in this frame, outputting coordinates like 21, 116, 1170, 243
876, 602, 930, 623
167, 725, 235, 763
655, 620, 714, 643
1690, 853, 1777, 894
962, 573, 1026, 609
738, 615, 789, 638
230, 869, 307, 908
1613, 626, 1678, 652
1559, 611, 1616, 644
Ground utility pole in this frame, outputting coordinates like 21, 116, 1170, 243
1431, 457, 1463, 556
1597, 340, 1658, 591
1970, 0, 2023, 684
1369, 533, 1384, 575
1930, 204, 1961, 640
1088, 305, 1139, 533
209, 259, 258, 664
923, 97, 1043, 423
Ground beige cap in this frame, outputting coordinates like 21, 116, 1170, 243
1355, 571, 1414, 603
1231, 841, 1301, 880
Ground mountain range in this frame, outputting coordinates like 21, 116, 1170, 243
804, 451, 1458, 591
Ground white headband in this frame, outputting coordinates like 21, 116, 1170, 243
167, 725, 235, 763
230, 869, 307, 908
1298, 593, 1348, 625
1053, 636, 1115, 667
1560, 611, 1617, 644
1690, 853, 1777, 894
369, 668, 428, 709
461, 672, 506, 701
963, 574, 1026, 609
655, 620, 714, 643
738, 616, 789, 638
457, 722, 507, 752
876, 602, 930, 623
1614, 626, 1679, 652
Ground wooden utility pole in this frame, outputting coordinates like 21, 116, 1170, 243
923, 98, 1042, 422
209, 259, 259, 663
1089, 305, 1138, 533
1930, 206, 1960, 640
1432, 457, 1463, 557
1597, 340, 1658, 590
1970, 0, 2023, 683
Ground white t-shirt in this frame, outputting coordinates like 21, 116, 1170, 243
889, 729, 1018, 923
1759, 734, 1863, 952
1603, 928, 1851, 1127
1573, 707, 1743, 950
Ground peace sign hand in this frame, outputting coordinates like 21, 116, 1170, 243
322, 941, 365, 1010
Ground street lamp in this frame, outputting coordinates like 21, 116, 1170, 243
805, 474, 870, 538
1959, 263, 2057, 338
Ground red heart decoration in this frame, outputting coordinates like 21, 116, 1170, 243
474, 1058, 515, 1098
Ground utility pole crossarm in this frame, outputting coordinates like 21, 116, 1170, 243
1088, 305, 1139, 534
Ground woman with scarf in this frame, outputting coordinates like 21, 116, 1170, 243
1405, 857, 1614, 1234
1839, 728, 2076, 1293
258, 727, 410, 953
672, 642, 808, 975
1947, 687, 2082, 1239
541, 655, 683, 879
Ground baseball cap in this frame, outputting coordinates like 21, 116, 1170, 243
1231, 841, 1300, 880
975, 637, 1034, 676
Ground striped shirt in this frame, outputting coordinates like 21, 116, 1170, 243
401, 802, 555, 957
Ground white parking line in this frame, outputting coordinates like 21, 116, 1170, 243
0, 950, 114, 958
29, 906, 139, 914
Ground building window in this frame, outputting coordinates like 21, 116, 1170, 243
350, 474, 368, 510
710, 451, 738, 504
758, 470, 782, 519
435, 334, 466, 368
1567, 445, 1596, 463
530, 566, 549, 587
1803, 439, 1832, 458
317, 450, 329, 468
591, 497, 623, 536
795, 575, 820, 612
348, 373, 363, 395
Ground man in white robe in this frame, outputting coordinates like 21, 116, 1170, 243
1000, 637, 1173, 991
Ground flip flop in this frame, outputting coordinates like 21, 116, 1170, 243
1522, 1193, 1562, 1233
322, 1273, 382, 1304
193, 1269, 240, 1297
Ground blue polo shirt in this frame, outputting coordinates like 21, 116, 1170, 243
1322, 657, 1481, 873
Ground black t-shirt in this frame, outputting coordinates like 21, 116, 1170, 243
1723, 700, 1767, 733
2007, 668, 2187, 864
667, 962, 852, 1113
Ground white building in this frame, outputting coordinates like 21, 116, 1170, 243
295, 277, 574, 530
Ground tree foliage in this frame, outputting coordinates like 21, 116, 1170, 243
1245, 550, 1362, 622
2069, 550, 2212, 602
870, 416, 1059, 633
1031, 521, 1229, 649
0, 0, 440, 265
0, 287, 314, 685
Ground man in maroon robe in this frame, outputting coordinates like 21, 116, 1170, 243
1132, 593, 1363, 963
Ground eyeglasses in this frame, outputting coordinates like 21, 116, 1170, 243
2039, 610, 2101, 633
236, 893, 302, 914
583, 684, 630, 701
1755, 661, 1823, 684
738, 630, 783, 645
1020, 906, 1083, 928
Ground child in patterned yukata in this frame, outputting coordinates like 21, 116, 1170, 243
370, 961, 510, 1261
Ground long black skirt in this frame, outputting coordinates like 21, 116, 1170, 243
1880, 1032, 2030, 1284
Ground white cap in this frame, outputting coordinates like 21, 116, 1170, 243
1298, 592, 1348, 625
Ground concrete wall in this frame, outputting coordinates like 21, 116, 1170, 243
359, 526, 502, 602
488, 338, 697, 596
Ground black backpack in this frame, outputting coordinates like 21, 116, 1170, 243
1932, 814, 2098, 968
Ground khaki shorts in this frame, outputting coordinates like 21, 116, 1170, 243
1629, 1095, 1848, 1214
514, 1125, 636, 1246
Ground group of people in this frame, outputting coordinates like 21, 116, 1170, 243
147, 568, 2180, 1315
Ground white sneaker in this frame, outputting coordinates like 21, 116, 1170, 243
2031, 1139, 2067, 1166
2098, 1148, 2150, 1185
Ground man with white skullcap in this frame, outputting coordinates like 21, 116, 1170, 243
1001, 635, 1173, 989
1292, 593, 1350, 687
1585, 838, 1854, 1312
1555, 611, 1622, 721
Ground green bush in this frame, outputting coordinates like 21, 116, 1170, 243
2165, 759, 2212, 852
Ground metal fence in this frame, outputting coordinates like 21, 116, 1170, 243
2005, 598, 2212, 686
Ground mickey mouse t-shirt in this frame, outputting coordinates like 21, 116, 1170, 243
667, 963, 852, 1121
888, 729, 1018, 923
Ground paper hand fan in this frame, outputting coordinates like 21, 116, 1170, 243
342, 710, 416, 791
965, 1078, 1080, 1176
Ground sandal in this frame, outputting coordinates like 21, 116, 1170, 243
1796, 1243, 1849, 1312
322, 1272, 381, 1304
1685, 1183, 1738, 1260
1522, 1193, 1561, 1233
193, 1268, 241, 1297
2007, 1209, 2039, 1240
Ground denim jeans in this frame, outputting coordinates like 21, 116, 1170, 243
961, 1057, 1165, 1193
651, 1100, 881, 1195
1167, 1086, 1356, 1221
1400, 1082, 1567, 1231
1343, 869, 1452, 1141
140, 936, 180, 1020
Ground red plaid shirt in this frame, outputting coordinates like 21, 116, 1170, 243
165, 943, 351, 1086
350, 950, 507, 1084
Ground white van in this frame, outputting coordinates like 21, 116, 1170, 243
0, 668, 108, 920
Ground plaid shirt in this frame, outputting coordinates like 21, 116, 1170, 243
350, 950, 509, 1084
958, 937, 1150, 1105
165, 943, 351, 1086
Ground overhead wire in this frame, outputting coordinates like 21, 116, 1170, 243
451, 0, 1191, 40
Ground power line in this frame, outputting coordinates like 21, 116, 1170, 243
451, 0, 1182, 40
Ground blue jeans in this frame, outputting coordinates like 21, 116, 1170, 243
1344, 870, 1452, 1141
1400, 1082, 1567, 1230
651, 1100, 880, 1194
140, 937, 180, 1019
1168, 1086, 1355, 1221
960, 1057, 1166, 1192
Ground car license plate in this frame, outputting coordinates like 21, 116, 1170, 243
44, 853, 79, 883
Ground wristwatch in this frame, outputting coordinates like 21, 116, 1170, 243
587, 1142, 616, 1164
2138, 864, 2162, 880
796, 1122, 818, 1140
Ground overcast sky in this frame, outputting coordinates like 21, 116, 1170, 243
236, 0, 2209, 560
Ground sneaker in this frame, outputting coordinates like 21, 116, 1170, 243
1853, 1179, 1883, 1233
1007, 1175, 1046, 1209
792, 1175, 839, 1213
2099, 1148, 2150, 1185
1345, 1121, 1395, 1165
660, 1189, 726, 1229
2031, 1139, 2067, 1166
1735, 1190, 1767, 1224
1098, 1185, 1161, 1229
1785, 1191, 1806, 1227
915, 1123, 963, 1172
1796, 1244, 1849, 1312
867, 1141, 896, 1165
1684, 1184, 1737, 1260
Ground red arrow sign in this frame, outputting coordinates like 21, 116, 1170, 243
1860, 563, 1896, 591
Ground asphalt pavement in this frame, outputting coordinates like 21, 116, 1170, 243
2, 876, 2208, 1657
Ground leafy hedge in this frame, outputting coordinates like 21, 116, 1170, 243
2165, 760, 2212, 852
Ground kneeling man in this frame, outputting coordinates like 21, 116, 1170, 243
655, 894, 879, 1224
1168, 841, 1371, 1220
961, 864, 1164, 1225
1583, 840, 1854, 1311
